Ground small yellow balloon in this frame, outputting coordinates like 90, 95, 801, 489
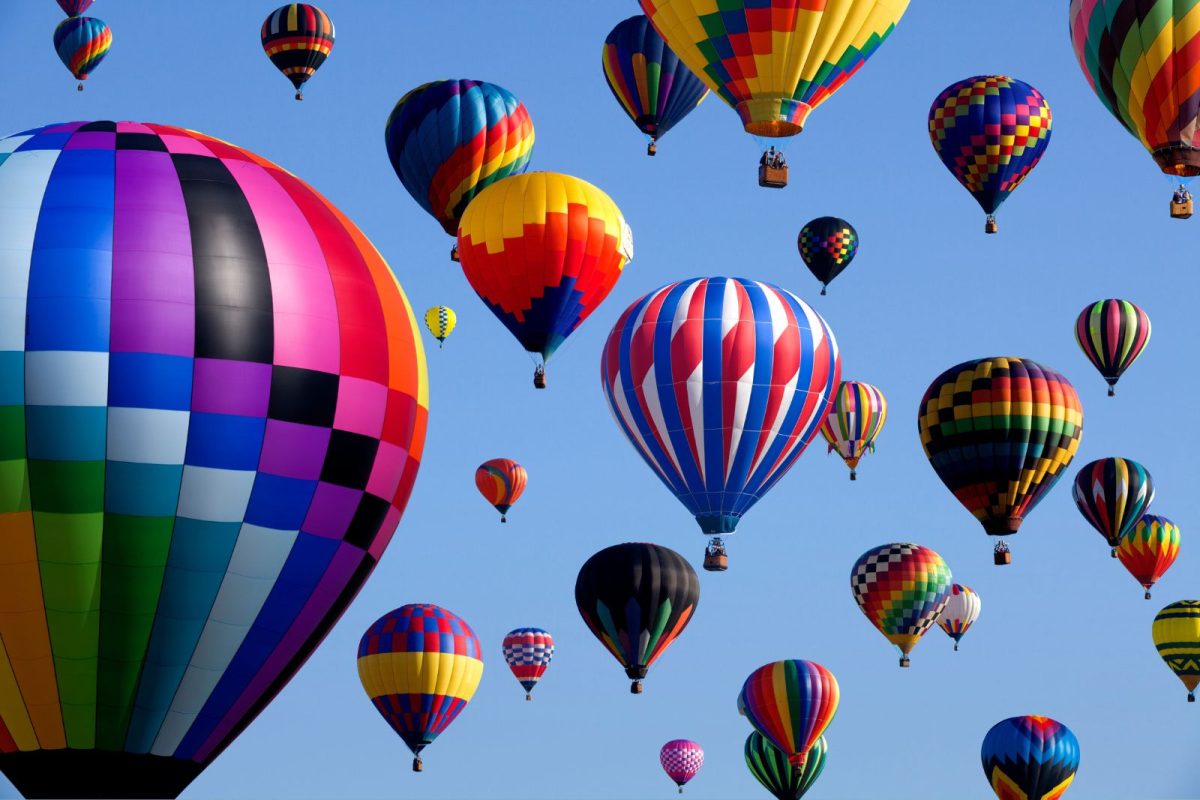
424, 305, 457, 348
1153, 600, 1200, 702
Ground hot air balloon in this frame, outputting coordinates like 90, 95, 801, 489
819, 381, 886, 481
937, 584, 982, 651
460, 172, 632, 388
424, 306, 456, 348
660, 740, 704, 793
798, 217, 859, 295
53, 15, 110, 91
602, 15, 708, 156
260, 4, 335, 100
918, 357, 1084, 565
1069, 0, 1200, 218
850, 543, 952, 667
745, 732, 826, 800
386, 80, 534, 260
475, 458, 527, 523
358, 605, 483, 771
1152, 601, 1200, 701
1074, 299, 1150, 397
502, 628, 554, 701
981, 716, 1080, 800
1072, 457, 1154, 557
0, 121, 428, 799
574, 543, 700, 694
929, 76, 1052, 233
601, 277, 839, 570
1118, 515, 1180, 600
56, 0, 94, 16
741, 660, 838, 769
639, 0, 911, 187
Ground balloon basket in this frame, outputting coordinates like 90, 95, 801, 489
953, 643, 959, 652
1145, 591, 1152, 600
77, 82, 84, 92
703, 553, 728, 572
899, 656, 910, 668
450, 245, 460, 262
758, 164, 788, 189
849, 470, 857, 481
678, 787, 683, 794
647, 140, 657, 157
993, 550, 1011, 566
526, 693, 532, 702
412, 757, 423, 772
500, 516, 507, 523
985, 215, 998, 234
1107, 384, 1115, 397
630, 680, 643, 695
1110, 548, 1118, 558
1189, 693, 1195, 703
820, 285, 827, 296
295, 91, 303, 101
533, 369, 547, 389
1171, 199, 1193, 219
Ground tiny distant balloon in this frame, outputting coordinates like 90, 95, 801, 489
53, 15, 110, 91
798, 217, 858, 295
1118, 515, 1180, 600
56, 0, 94, 16
502, 628, 554, 701
937, 584, 981, 651
423, 306, 456, 347
981, 716, 1079, 800
660, 740, 704, 793
1074, 299, 1150, 396
744, 732, 826, 800
475, 458, 527, 523
851, 543, 952, 667
819, 381, 886, 481
1153, 601, 1200, 702
260, 4, 334, 100
1072, 457, 1154, 556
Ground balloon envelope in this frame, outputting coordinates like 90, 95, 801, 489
56, 0, 94, 16
850, 543, 952, 664
0, 121, 428, 799
937, 584, 982, 649
475, 458, 527, 521
1117, 515, 1179, 598
502, 628, 554, 699
1072, 457, 1154, 549
424, 306, 457, 344
53, 16, 110, 83
798, 217, 858, 292
980, 716, 1080, 800
1152, 600, 1200, 701
741, 660, 838, 768
660, 739, 704, 789
819, 381, 886, 478
1074, 299, 1150, 395
260, 4, 335, 96
744, 732, 826, 800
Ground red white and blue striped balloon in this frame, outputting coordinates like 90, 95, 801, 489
660, 739, 704, 791
600, 277, 840, 536
502, 628, 554, 700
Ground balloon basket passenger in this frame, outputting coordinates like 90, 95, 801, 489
758, 147, 788, 188
993, 540, 1011, 566
703, 538, 728, 572
1171, 185, 1193, 219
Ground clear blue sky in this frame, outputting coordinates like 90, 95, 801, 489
1, 2, 1197, 798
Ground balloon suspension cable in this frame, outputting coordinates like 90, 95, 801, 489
412, 756, 423, 772
899, 655, 910, 668
630, 679, 643, 694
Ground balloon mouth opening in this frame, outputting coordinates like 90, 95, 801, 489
737, 99, 811, 137
696, 513, 739, 535
1153, 146, 1200, 177
984, 517, 1022, 535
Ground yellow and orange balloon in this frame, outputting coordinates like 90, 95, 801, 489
475, 458, 527, 522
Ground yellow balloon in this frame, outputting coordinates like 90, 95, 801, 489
424, 305, 457, 347
1153, 601, 1200, 702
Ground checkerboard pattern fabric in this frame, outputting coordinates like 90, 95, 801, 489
798, 216, 859, 292
850, 543, 952, 660
502, 628, 554, 695
659, 739, 704, 788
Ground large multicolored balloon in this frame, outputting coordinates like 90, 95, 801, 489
918, 357, 1084, 564
638, 1, 910, 144
423, 305, 456, 348
1153, 601, 1200, 701
459, 172, 632, 386
741, 660, 839, 769
386, 80, 535, 251
475, 458, 527, 523
260, 4, 335, 100
981, 716, 1080, 800
502, 627, 554, 701
1072, 457, 1154, 555
600, 277, 839, 565
574, 543, 700, 694
602, 15, 708, 155
745, 732, 826, 800
357, 605, 483, 771
1074, 299, 1151, 397
1118, 515, 1180, 600
850, 543, 953, 667
53, 15, 111, 91
56, 0, 94, 16
660, 739, 704, 793
929, 76, 1052, 232
937, 584, 982, 651
798, 217, 859, 295
819, 381, 886, 481
1069, 0, 1200, 201
0, 121, 428, 798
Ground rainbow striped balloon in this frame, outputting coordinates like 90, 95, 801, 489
741, 660, 839, 769
1118, 515, 1180, 599
52, 15, 111, 90
851, 543, 952, 666
1074, 299, 1150, 396
386, 80, 535, 238
819, 381, 887, 480
357, 605, 484, 771
475, 458, 527, 523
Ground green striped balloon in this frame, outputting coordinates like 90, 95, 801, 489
745, 731, 826, 800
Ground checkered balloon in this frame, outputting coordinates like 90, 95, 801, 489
502, 628, 554, 699
850, 543, 952, 667
660, 739, 704, 790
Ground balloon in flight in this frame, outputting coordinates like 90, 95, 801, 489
1074, 299, 1150, 397
850, 543, 952, 667
745, 732, 827, 800
1072, 457, 1154, 556
981, 716, 1080, 800
1153, 601, 1200, 702
798, 217, 858, 295
741, 660, 839, 769
260, 4, 334, 100
475, 458, 527, 523
502, 628, 554, 701
53, 15, 110, 90
660, 740, 704, 793
819, 381, 886, 481
1117, 515, 1180, 600
937, 584, 982, 651
424, 305, 456, 347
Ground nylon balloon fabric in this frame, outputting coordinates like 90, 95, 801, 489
929, 76, 1052, 217
1074, 299, 1150, 395
260, 4, 335, 97
1069, 0, 1200, 177
798, 217, 858, 293
458, 172, 632, 364
56, 0, 94, 17
357, 605, 483, 769
423, 305, 456, 345
937, 584, 982, 650
574, 543, 700, 691
819, 381, 886, 479
0, 121, 429, 799
601, 277, 840, 536
639, 0, 910, 137
1117, 515, 1179, 599
602, 15, 708, 145
917, 357, 1083, 547
850, 543, 952, 665
660, 740, 704, 790
502, 628, 554, 699
980, 716, 1080, 800
53, 16, 111, 85
741, 660, 839, 769
1072, 457, 1154, 549
745, 732, 826, 800
474, 458, 527, 521
1152, 600, 1200, 701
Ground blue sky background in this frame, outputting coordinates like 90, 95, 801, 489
1, 1, 1198, 798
